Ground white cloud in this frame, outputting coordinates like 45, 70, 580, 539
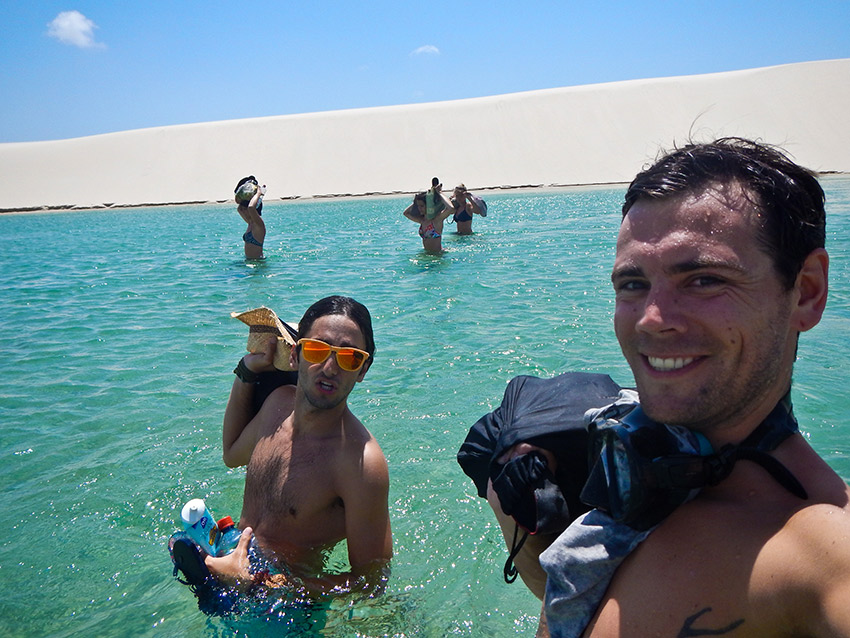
47, 11, 105, 49
410, 45, 440, 56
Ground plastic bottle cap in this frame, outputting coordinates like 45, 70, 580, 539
217, 515, 235, 530
181, 498, 206, 524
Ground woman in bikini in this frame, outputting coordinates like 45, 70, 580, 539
402, 188, 455, 253
450, 184, 487, 235
234, 176, 266, 259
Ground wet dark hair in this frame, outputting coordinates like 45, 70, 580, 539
413, 192, 427, 203
622, 137, 825, 290
297, 296, 375, 359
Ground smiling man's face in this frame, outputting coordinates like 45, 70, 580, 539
612, 181, 798, 443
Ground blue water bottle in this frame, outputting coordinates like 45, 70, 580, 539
180, 498, 220, 555
215, 516, 242, 556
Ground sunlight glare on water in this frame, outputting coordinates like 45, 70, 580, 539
1, 178, 849, 636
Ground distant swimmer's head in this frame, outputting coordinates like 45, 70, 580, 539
414, 192, 427, 215
234, 175, 259, 204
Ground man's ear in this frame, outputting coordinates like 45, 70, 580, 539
356, 359, 371, 383
792, 248, 829, 332
289, 343, 299, 369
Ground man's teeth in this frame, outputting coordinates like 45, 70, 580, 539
647, 356, 694, 371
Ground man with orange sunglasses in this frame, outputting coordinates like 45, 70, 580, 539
206, 295, 392, 597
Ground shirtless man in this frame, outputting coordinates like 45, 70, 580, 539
536, 138, 850, 636
476, 139, 850, 636
543, 140, 850, 638
206, 295, 392, 594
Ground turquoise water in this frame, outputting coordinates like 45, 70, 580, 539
2, 178, 849, 637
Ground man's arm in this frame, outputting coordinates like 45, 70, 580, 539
486, 442, 560, 600
790, 504, 850, 636
486, 479, 558, 600
342, 437, 393, 571
819, 562, 850, 636
222, 340, 276, 467
536, 605, 550, 638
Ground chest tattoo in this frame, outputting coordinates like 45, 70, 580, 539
678, 607, 744, 637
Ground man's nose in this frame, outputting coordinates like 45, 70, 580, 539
636, 286, 686, 334
315, 350, 340, 374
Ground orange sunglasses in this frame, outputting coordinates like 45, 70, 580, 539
297, 338, 370, 372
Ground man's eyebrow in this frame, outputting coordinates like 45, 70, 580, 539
668, 257, 746, 274
311, 335, 365, 349
611, 258, 745, 282
611, 265, 643, 282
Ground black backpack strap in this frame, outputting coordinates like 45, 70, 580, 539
503, 523, 529, 584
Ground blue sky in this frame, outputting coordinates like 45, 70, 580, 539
1, 1, 848, 143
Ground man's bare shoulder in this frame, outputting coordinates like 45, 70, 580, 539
339, 411, 382, 451
340, 408, 370, 435
586, 452, 850, 637
268, 383, 297, 402
360, 434, 389, 477
243, 385, 296, 443
337, 414, 388, 484
772, 436, 850, 574
260, 384, 296, 415
778, 498, 850, 580
751, 497, 850, 636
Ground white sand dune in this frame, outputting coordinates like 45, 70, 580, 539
2, 58, 848, 213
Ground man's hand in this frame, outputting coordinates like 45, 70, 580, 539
204, 526, 253, 588
245, 337, 277, 373
497, 442, 557, 473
